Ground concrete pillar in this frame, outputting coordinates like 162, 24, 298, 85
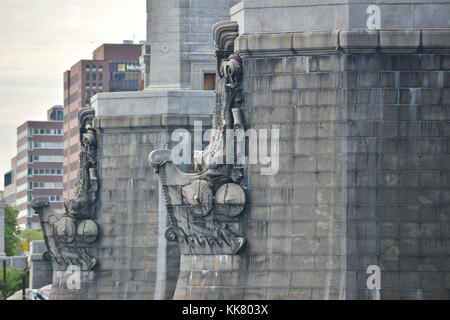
28, 241, 53, 289
145, 0, 241, 90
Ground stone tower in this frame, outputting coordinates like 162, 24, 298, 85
159, 0, 450, 300
146, 0, 242, 90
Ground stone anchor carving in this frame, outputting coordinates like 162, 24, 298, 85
150, 21, 246, 255
32, 107, 99, 270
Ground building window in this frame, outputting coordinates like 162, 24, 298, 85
4, 172, 13, 187
203, 73, 216, 91
28, 168, 33, 176
86, 73, 90, 80
50, 109, 64, 121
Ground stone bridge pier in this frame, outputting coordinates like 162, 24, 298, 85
35, 0, 450, 300
169, 0, 450, 300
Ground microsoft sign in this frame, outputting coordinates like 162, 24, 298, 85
118, 64, 142, 72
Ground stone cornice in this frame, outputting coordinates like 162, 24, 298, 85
235, 29, 450, 57
93, 114, 212, 130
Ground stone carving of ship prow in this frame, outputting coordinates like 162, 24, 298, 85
32, 107, 99, 270
150, 21, 247, 256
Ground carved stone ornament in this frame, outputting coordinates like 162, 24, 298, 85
150, 21, 247, 255
32, 107, 99, 270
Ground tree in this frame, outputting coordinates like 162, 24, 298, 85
20, 229, 44, 245
4, 205, 21, 256
0, 267, 28, 299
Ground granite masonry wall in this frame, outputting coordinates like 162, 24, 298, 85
174, 29, 450, 300
146, 0, 241, 89
49, 114, 211, 300
344, 53, 450, 300
28, 241, 53, 290
237, 32, 450, 300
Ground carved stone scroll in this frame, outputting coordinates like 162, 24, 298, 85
32, 107, 99, 270
150, 21, 246, 255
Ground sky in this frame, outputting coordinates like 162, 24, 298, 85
0, 0, 146, 187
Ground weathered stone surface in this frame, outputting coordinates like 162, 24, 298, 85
28, 241, 53, 290
176, 25, 450, 299
236, 30, 450, 58
93, 90, 215, 117
55, 113, 211, 300
49, 0, 235, 299
237, 51, 450, 300
146, 0, 241, 90
231, 0, 450, 34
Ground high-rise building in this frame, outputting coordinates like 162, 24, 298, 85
63, 43, 142, 198
4, 105, 64, 229
3, 156, 17, 205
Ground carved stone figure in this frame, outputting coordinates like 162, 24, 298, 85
32, 108, 99, 270
150, 21, 246, 255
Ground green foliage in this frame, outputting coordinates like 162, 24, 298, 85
4, 206, 21, 256
0, 267, 28, 299
20, 229, 44, 245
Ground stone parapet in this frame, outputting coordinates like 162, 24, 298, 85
236, 29, 450, 57
94, 114, 212, 130
92, 90, 215, 117
231, 0, 450, 34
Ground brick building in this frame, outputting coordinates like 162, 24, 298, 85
4, 106, 64, 229
63, 43, 142, 197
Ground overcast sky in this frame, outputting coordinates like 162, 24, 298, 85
0, 0, 146, 187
